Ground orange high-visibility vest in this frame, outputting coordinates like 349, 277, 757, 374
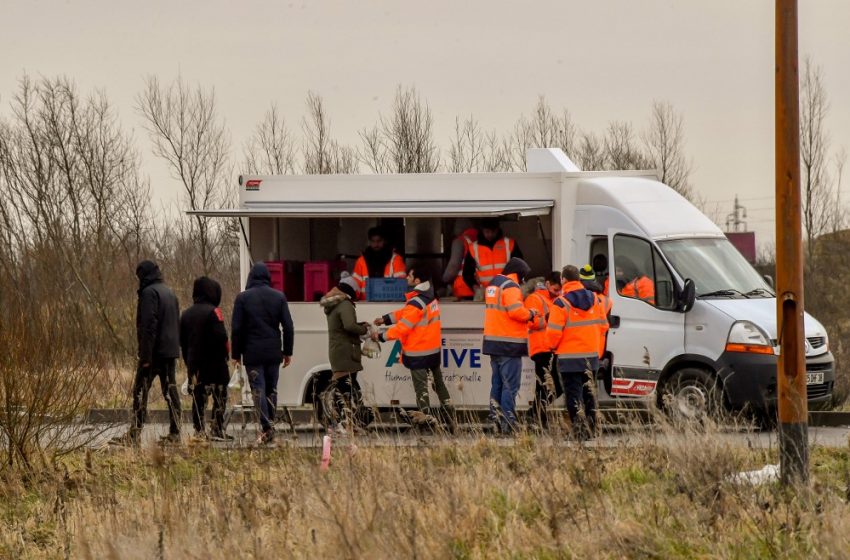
483, 273, 533, 357
383, 290, 441, 368
546, 281, 605, 363
595, 293, 613, 358
470, 237, 515, 287
452, 228, 478, 298
525, 288, 553, 357
621, 276, 655, 305
352, 251, 406, 300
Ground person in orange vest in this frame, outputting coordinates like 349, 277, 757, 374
616, 256, 655, 304
462, 218, 524, 298
442, 219, 479, 300
484, 257, 538, 435
524, 271, 563, 428
579, 265, 613, 362
546, 265, 604, 440
373, 270, 456, 432
352, 226, 406, 300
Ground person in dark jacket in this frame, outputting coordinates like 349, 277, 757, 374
180, 276, 231, 441
114, 260, 181, 445
319, 272, 371, 433
231, 262, 295, 445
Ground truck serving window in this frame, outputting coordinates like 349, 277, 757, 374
657, 237, 772, 298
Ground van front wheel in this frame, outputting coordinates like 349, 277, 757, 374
660, 368, 724, 421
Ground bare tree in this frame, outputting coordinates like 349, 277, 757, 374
243, 104, 296, 175
303, 92, 358, 174
448, 116, 484, 172
575, 132, 606, 171
604, 121, 650, 170
642, 101, 694, 199
508, 97, 578, 170
359, 85, 439, 173
137, 76, 231, 273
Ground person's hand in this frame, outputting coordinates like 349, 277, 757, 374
283, 356, 292, 368
371, 331, 380, 341
233, 359, 241, 367
374, 317, 385, 326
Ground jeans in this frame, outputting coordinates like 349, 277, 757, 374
559, 366, 598, 434
488, 355, 522, 434
246, 363, 280, 433
132, 358, 181, 436
529, 352, 562, 427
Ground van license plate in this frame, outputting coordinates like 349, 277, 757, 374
807, 371, 824, 385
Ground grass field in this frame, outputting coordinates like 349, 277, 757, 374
3, 423, 850, 560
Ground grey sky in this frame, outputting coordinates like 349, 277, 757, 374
2, 0, 849, 246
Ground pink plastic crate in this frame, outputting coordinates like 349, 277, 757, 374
303, 260, 347, 302
264, 260, 304, 300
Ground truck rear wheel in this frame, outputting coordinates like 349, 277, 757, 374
660, 368, 724, 422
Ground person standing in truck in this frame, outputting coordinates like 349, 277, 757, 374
546, 265, 603, 440
231, 262, 295, 445
373, 270, 457, 432
524, 271, 563, 428
462, 218, 524, 298
483, 257, 538, 436
352, 226, 406, 299
442, 219, 478, 300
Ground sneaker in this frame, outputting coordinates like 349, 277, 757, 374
256, 429, 275, 445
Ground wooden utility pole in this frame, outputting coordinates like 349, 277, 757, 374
775, 0, 808, 483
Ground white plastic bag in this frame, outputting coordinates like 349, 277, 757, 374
227, 364, 243, 390
361, 324, 382, 359
180, 378, 190, 396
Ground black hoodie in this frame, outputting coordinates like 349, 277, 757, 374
180, 277, 230, 383
231, 263, 295, 364
136, 260, 180, 363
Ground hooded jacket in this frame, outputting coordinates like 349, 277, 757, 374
180, 276, 230, 384
320, 287, 368, 373
231, 263, 295, 365
546, 280, 601, 371
136, 260, 180, 363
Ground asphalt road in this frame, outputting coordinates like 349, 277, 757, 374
86, 422, 850, 450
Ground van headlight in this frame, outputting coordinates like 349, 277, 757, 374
725, 321, 775, 355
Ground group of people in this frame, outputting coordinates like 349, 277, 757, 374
116, 217, 625, 445
116, 260, 293, 446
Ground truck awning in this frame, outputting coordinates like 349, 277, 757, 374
186, 200, 554, 218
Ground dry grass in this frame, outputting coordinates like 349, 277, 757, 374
3, 422, 850, 559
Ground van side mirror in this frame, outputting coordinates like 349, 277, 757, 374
678, 278, 696, 313
763, 274, 774, 289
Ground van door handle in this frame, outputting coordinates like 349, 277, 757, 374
609, 315, 621, 329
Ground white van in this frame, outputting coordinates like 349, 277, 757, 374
193, 148, 834, 418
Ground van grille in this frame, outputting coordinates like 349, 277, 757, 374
807, 382, 832, 400
807, 336, 826, 349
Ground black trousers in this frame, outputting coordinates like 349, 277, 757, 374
132, 358, 181, 435
191, 382, 228, 435
529, 352, 563, 426
559, 368, 598, 433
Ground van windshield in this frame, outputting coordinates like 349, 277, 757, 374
657, 238, 773, 298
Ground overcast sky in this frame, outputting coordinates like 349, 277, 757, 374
2, 0, 849, 246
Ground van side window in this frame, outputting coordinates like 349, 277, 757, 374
613, 235, 676, 311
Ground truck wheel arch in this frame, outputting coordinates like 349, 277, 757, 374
300, 366, 333, 405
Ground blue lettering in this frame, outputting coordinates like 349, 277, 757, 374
470, 349, 481, 369
451, 349, 467, 367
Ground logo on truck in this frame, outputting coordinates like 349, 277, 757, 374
245, 179, 262, 191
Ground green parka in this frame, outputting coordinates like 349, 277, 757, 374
320, 288, 368, 373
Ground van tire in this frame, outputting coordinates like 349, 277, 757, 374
660, 368, 724, 422
305, 371, 333, 427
